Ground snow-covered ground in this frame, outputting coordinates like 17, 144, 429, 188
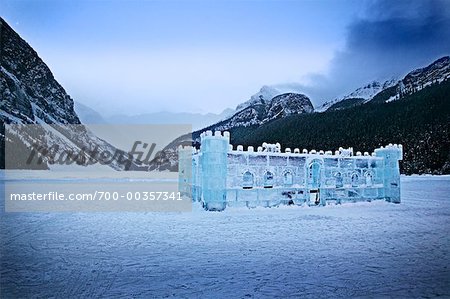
1, 176, 449, 298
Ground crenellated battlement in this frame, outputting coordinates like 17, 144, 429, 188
200, 130, 230, 142
375, 144, 403, 161
226, 142, 395, 160
178, 144, 197, 154
197, 131, 403, 161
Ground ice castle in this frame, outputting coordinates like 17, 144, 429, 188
179, 131, 402, 211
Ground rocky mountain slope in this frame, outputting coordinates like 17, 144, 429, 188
0, 20, 80, 125
319, 56, 450, 112
235, 85, 283, 111
0, 18, 138, 170
200, 92, 313, 133
318, 79, 398, 112
401, 56, 450, 95
347, 79, 398, 100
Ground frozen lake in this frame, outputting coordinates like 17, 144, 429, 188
1, 176, 449, 298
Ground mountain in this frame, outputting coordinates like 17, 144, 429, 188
0, 18, 139, 170
318, 79, 398, 112
267, 93, 314, 118
196, 92, 313, 134
105, 108, 234, 131
0, 19, 80, 125
400, 56, 450, 95
235, 85, 282, 111
235, 84, 308, 112
370, 56, 450, 105
319, 56, 450, 112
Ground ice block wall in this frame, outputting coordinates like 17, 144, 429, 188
200, 131, 230, 211
375, 144, 403, 203
179, 130, 403, 210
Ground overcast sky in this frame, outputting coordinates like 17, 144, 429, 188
2, 0, 449, 115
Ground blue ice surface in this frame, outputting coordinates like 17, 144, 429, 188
1, 176, 449, 298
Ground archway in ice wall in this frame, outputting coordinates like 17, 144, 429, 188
242, 171, 254, 189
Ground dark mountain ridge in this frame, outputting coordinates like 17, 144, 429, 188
192, 92, 313, 140
320, 56, 450, 111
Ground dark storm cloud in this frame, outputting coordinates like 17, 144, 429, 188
307, 0, 450, 105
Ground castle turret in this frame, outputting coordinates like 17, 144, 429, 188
375, 144, 403, 203
200, 131, 230, 211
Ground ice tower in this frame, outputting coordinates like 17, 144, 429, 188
200, 131, 229, 211
375, 144, 403, 203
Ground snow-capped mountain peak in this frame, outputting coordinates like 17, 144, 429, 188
400, 56, 450, 95
317, 78, 398, 112
201, 92, 314, 133
346, 78, 398, 101
235, 85, 281, 111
